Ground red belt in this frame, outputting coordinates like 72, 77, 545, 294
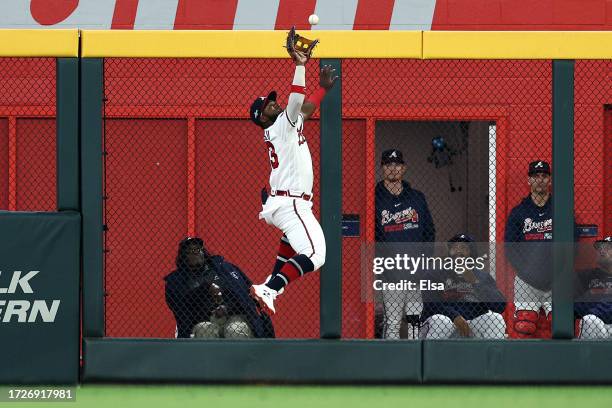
272, 190, 312, 201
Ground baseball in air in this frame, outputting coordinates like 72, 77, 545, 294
308, 14, 319, 25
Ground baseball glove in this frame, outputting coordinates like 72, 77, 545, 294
285, 26, 319, 59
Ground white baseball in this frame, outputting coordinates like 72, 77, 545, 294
308, 14, 319, 25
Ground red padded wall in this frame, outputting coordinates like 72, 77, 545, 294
16, 118, 56, 211
574, 61, 612, 239
105, 119, 188, 337
341, 119, 367, 338
0, 118, 7, 209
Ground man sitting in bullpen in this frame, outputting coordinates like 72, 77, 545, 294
165, 237, 274, 339
420, 234, 507, 339
575, 236, 612, 340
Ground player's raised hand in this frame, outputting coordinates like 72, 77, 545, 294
286, 26, 306, 65
289, 49, 308, 66
319, 65, 339, 90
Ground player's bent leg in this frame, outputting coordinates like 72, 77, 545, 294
192, 321, 221, 338
579, 314, 608, 340
223, 315, 253, 339
421, 314, 454, 339
470, 312, 506, 339
280, 199, 326, 273
291, 199, 326, 270
272, 235, 296, 275
513, 309, 539, 338
264, 235, 295, 294
255, 199, 326, 313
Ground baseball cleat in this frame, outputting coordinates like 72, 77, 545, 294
250, 284, 278, 314
264, 274, 285, 295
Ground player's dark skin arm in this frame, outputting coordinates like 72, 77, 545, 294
301, 65, 339, 121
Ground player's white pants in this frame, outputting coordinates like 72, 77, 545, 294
420, 312, 506, 339
382, 288, 422, 340
579, 314, 612, 340
514, 275, 552, 314
260, 196, 326, 270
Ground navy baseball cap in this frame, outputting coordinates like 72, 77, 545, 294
448, 233, 477, 255
250, 91, 277, 126
179, 236, 204, 250
381, 149, 404, 165
528, 160, 551, 176
594, 236, 612, 250
448, 233, 475, 244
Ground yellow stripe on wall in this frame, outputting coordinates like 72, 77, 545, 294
424, 31, 612, 59
0, 30, 79, 57
80, 30, 423, 58
2, 29, 601, 59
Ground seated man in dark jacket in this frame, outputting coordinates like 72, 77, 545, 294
575, 236, 612, 340
165, 237, 274, 339
420, 234, 506, 339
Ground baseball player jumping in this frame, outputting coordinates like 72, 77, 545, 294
248, 29, 338, 314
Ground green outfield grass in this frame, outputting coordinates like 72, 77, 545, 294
6, 385, 612, 408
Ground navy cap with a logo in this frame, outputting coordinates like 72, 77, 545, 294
448, 233, 475, 243
381, 149, 404, 165
528, 160, 551, 176
448, 233, 477, 256
250, 91, 277, 127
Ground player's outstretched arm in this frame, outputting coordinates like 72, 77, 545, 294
301, 65, 339, 121
285, 49, 308, 126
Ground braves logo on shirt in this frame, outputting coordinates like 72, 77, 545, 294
523, 217, 553, 240
381, 208, 420, 232
442, 278, 479, 302
588, 278, 612, 295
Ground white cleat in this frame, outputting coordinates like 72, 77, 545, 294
264, 274, 285, 295
250, 284, 278, 315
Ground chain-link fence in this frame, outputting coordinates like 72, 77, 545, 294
0, 58, 56, 212
342, 59, 553, 340
102, 58, 322, 338
573, 60, 612, 340
99, 57, 609, 341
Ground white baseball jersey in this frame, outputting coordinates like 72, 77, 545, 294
263, 111, 313, 195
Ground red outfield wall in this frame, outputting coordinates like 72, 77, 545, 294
0, 58, 609, 338
0, 58, 56, 212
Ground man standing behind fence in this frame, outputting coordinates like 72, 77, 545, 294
375, 149, 435, 339
504, 160, 555, 338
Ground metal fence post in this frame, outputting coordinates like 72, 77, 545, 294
56, 58, 80, 211
81, 58, 105, 337
552, 59, 575, 339
319, 59, 343, 339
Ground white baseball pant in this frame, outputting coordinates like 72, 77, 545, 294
420, 311, 507, 339
259, 196, 326, 271
382, 288, 423, 339
579, 314, 612, 340
514, 275, 552, 314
